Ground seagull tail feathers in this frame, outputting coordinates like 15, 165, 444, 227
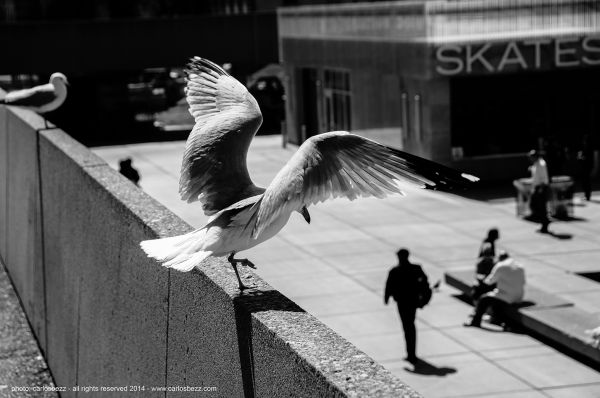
140, 229, 212, 272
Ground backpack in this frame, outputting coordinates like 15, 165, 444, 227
415, 268, 433, 309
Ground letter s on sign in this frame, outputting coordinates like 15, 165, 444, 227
583, 36, 600, 66
436, 45, 463, 76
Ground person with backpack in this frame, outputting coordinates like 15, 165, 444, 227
384, 248, 431, 364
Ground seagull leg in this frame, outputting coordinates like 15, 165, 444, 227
227, 252, 256, 290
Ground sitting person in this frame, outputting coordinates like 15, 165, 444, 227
471, 243, 497, 302
464, 250, 526, 328
478, 228, 499, 258
476, 243, 496, 279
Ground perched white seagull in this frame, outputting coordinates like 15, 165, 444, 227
0, 72, 69, 127
141, 57, 478, 290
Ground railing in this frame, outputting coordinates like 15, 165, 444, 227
278, 0, 600, 43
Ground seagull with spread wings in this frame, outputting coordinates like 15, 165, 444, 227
140, 57, 478, 290
0, 73, 69, 128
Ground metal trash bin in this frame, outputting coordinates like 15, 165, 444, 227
513, 176, 574, 219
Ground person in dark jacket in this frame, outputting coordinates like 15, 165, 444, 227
384, 248, 428, 364
577, 134, 599, 201
478, 228, 499, 258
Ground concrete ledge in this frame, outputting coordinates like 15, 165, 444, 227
445, 268, 600, 365
0, 105, 420, 397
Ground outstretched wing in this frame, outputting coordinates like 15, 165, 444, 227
253, 131, 478, 237
180, 57, 264, 215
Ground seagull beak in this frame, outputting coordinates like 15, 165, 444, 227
300, 206, 311, 224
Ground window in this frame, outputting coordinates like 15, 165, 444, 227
323, 69, 351, 132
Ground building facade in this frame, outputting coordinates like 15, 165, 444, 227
278, 0, 600, 180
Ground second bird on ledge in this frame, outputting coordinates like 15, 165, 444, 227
0, 72, 69, 129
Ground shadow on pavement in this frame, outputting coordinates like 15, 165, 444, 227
545, 231, 574, 240
404, 358, 457, 376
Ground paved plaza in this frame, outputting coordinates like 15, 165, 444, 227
94, 135, 600, 398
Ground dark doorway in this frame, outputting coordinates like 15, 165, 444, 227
300, 67, 320, 140
450, 68, 600, 159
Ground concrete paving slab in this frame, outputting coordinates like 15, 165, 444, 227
293, 290, 384, 317
265, 273, 370, 299
496, 351, 600, 388
467, 390, 548, 398
411, 244, 477, 263
417, 301, 475, 329
505, 235, 600, 256
534, 250, 600, 273
561, 290, 600, 314
480, 344, 558, 360
442, 326, 540, 353
528, 271, 600, 294
321, 309, 432, 338
299, 238, 394, 257
353, 329, 470, 362
386, 353, 531, 398
343, 269, 388, 293
252, 257, 339, 278
244, 240, 315, 264
543, 383, 600, 398
319, 251, 398, 275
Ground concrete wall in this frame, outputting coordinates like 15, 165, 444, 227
0, 105, 420, 397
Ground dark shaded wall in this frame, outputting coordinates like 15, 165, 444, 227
0, 13, 277, 76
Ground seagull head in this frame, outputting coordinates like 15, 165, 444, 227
299, 205, 311, 224
50, 72, 69, 87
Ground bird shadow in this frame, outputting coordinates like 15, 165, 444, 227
404, 358, 457, 376
232, 289, 305, 398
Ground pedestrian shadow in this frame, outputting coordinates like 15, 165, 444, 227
404, 358, 457, 376
543, 231, 573, 240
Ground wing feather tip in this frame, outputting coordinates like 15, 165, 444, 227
461, 173, 480, 182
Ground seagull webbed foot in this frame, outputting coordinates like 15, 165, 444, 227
228, 252, 257, 291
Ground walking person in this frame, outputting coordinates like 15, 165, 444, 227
528, 150, 551, 233
384, 248, 430, 364
576, 134, 599, 201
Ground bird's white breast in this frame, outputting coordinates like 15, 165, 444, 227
38, 83, 67, 113
203, 205, 294, 257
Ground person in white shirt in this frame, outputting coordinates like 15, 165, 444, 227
528, 150, 551, 233
464, 251, 526, 328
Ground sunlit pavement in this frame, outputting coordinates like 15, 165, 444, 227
95, 135, 600, 398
